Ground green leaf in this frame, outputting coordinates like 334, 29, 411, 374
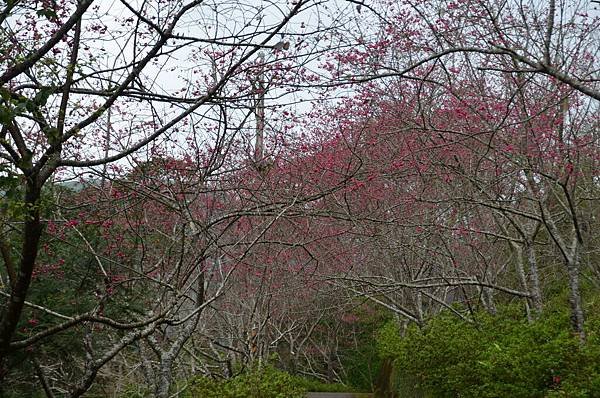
34, 87, 53, 107
45, 127, 60, 143
0, 88, 11, 102
24, 98, 36, 113
0, 105, 12, 124
36, 8, 58, 20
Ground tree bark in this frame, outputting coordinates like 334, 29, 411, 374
513, 245, 532, 321
0, 180, 43, 372
567, 250, 585, 343
525, 242, 543, 314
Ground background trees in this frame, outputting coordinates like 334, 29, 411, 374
311, 0, 599, 336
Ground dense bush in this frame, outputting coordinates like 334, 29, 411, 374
180, 364, 359, 397
183, 365, 307, 398
379, 304, 600, 397
289, 375, 351, 393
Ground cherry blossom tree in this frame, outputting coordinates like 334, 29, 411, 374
0, 0, 363, 394
309, 0, 599, 340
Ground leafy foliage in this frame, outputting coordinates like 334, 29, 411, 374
379, 302, 600, 397
184, 365, 307, 398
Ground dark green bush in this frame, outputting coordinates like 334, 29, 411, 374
182, 364, 356, 397
288, 375, 350, 393
184, 365, 306, 398
379, 305, 600, 397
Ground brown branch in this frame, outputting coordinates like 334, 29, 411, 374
69, 321, 159, 397
0, 0, 94, 84
58, 0, 306, 168
32, 356, 56, 398
9, 310, 170, 351
0, 236, 16, 289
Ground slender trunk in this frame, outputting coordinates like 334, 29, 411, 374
525, 242, 543, 314
483, 268, 497, 315
415, 291, 424, 324
513, 245, 532, 321
155, 358, 174, 398
254, 53, 265, 166
137, 341, 156, 387
482, 287, 497, 316
0, 225, 16, 288
567, 250, 585, 343
0, 180, 43, 368
155, 269, 205, 398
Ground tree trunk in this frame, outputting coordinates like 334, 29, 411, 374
0, 180, 43, 371
525, 242, 543, 314
513, 245, 532, 321
155, 358, 174, 398
567, 258, 585, 343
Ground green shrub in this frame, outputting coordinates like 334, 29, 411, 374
379, 305, 600, 398
555, 315, 600, 397
184, 365, 306, 398
288, 375, 350, 392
